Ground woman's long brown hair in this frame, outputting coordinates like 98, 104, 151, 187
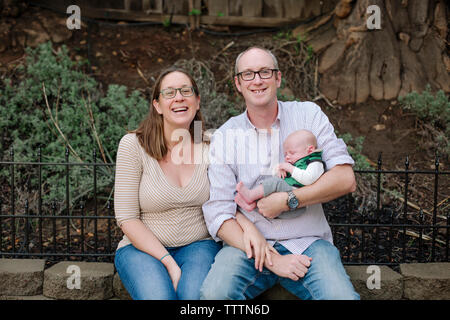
131, 67, 207, 161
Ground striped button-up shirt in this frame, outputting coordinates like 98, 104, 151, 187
202, 100, 354, 255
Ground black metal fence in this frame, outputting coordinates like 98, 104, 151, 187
0, 149, 449, 266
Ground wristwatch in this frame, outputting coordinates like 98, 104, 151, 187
286, 191, 299, 210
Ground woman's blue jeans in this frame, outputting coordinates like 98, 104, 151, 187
200, 239, 360, 300
114, 239, 221, 300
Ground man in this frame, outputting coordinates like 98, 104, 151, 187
200, 47, 359, 300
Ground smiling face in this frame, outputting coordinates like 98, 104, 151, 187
152, 71, 200, 132
234, 48, 281, 110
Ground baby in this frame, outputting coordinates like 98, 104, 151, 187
235, 129, 325, 219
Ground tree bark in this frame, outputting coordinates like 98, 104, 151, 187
294, 0, 449, 105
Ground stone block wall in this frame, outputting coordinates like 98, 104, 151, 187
0, 259, 449, 300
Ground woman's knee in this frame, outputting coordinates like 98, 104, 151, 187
114, 245, 176, 300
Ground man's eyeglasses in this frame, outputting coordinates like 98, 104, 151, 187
160, 87, 195, 99
236, 69, 278, 81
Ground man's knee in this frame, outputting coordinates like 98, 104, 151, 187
319, 284, 360, 300
199, 245, 252, 300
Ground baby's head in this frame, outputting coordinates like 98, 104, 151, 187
283, 130, 317, 164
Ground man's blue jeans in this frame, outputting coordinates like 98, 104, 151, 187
115, 239, 221, 300
200, 239, 360, 300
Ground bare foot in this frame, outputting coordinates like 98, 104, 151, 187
236, 181, 262, 203
234, 193, 257, 212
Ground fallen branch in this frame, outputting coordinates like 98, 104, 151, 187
42, 82, 83, 163
384, 189, 447, 220
136, 66, 150, 85
82, 93, 107, 164
398, 229, 446, 245
437, 196, 449, 208
212, 41, 234, 60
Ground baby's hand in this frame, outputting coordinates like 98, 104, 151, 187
276, 163, 293, 179
277, 168, 287, 179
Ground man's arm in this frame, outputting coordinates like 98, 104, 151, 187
257, 164, 356, 218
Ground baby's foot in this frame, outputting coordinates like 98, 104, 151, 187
234, 193, 257, 212
236, 181, 258, 203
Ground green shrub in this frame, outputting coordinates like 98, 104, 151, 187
338, 132, 372, 171
0, 42, 148, 208
398, 85, 449, 158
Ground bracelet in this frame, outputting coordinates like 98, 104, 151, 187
159, 253, 170, 262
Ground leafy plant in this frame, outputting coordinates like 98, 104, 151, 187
338, 132, 372, 171
0, 42, 149, 208
162, 17, 171, 28
398, 85, 449, 158
189, 8, 201, 16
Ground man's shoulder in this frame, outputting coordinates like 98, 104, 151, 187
279, 100, 321, 115
216, 112, 247, 131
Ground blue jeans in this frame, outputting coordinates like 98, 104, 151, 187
115, 240, 221, 300
200, 239, 360, 300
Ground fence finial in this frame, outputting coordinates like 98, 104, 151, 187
434, 150, 439, 170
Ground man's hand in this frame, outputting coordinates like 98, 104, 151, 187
257, 191, 289, 219
265, 253, 312, 281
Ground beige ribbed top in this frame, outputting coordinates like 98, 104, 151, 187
114, 133, 211, 250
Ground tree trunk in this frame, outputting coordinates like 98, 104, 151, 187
294, 0, 449, 105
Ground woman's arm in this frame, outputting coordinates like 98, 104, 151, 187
120, 219, 181, 289
114, 135, 180, 288
235, 212, 277, 271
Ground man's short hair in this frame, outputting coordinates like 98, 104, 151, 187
234, 46, 279, 75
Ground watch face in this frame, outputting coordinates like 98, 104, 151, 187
288, 196, 298, 209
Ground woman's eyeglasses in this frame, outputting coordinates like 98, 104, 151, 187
159, 87, 195, 99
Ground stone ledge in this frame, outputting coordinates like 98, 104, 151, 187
43, 261, 114, 300
1, 259, 449, 300
113, 272, 131, 300
0, 258, 46, 296
0, 294, 54, 300
400, 263, 450, 300
345, 265, 403, 300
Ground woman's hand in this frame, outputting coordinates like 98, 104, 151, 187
242, 226, 279, 272
162, 256, 182, 291
236, 212, 279, 272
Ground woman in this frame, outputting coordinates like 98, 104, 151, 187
113, 67, 221, 300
